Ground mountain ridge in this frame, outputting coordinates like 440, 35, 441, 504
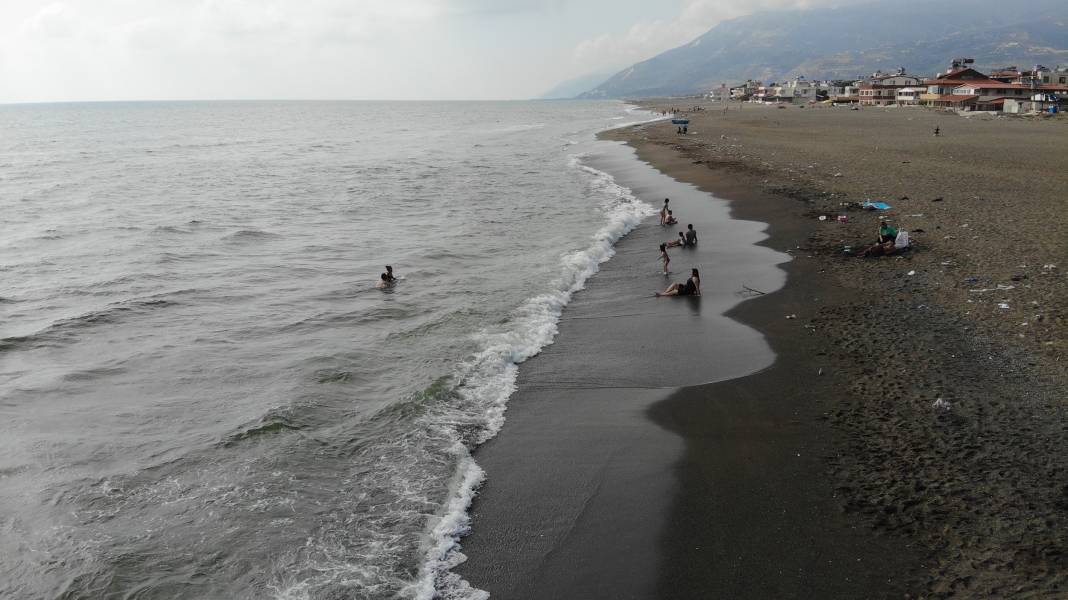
577, 0, 1068, 98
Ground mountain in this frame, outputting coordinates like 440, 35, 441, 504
537, 68, 621, 99
577, 0, 1068, 98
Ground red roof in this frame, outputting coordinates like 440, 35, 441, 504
923, 79, 973, 87
934, 67, 991, 81
956, 81, 1068, 91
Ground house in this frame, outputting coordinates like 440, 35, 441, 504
919, 63, 994, 105
730, 80, 762, 101
895, 87, 923, 105
951, 81, 1068, 111
858, 68, 923, 106
828, 80, 860, 104
1018, 65, 1068, 86
770, 77, 819, 103
707, 83, 730, 103
1003, 92, 1065, 114
988, 67, 1020, 83
926, 94, 979, 110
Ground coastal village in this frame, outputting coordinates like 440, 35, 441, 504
715, 58, 1068, 113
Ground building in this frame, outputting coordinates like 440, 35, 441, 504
858, 68, 923, 106
729, 80, 762, 101
707, 83, 730, 103
1018, 65, 1068, 86
895, 87, 923, 105
1003, 92, 1065, 114
828, 80, 860, 104
919, 63, 994, 105
770, 76, 818, 103
951, 81, 1068, 111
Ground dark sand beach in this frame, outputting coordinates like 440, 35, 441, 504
461, 103, 1068, 599
601, 102, 1068, 598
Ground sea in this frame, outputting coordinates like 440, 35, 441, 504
0, 100, 666, 599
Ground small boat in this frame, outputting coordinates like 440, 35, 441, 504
671, 118, 690, 125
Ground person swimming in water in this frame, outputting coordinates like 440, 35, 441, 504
377, 265, 396, 288
656, 268, 700, 297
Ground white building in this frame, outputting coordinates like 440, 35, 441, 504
895, 87, 923, 105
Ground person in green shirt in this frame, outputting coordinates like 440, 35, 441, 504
878, 219, 898, 244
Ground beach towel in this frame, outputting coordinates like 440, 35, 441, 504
895, 230, 910, 249
862, 200, 892, 210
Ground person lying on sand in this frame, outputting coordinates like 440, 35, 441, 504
666, 232, 686, 248
656, 269, 700, 297
665, 209, 678, 226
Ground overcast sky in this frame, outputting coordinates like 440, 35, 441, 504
1, 0, 822, 103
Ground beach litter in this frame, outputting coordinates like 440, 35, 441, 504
862, 200, 891, 210
998, 303, 1011, 309
907, 270, 916, 276
932, 398, 951, 411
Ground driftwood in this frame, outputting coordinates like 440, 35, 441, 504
742, 285, 767, 295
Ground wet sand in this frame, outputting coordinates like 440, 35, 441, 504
458, 134, 921, 597
604, 102, 1068, 598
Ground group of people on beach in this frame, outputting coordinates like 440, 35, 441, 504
654, 198, 701, 297
377, 198, 703, 298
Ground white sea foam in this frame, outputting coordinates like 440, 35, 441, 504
422, 154, 655, 599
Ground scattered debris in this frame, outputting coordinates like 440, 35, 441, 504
932, 398, 951, 411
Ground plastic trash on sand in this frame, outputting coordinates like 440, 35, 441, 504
932, 398, 951, 411
895, 230, 910, 249
862, 200, 892, 210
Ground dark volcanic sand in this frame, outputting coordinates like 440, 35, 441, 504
458, 136, 921, 598
604, 102, 1068, 598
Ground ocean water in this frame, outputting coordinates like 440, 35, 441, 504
0, 100, 660, 599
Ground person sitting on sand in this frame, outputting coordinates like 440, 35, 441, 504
878, 219, 897, 244
856, 240, 896, 258
665, 209, 678, 226
659, 243, 670, 274
660, 198, 670, 225
666, 232, 686, 248
684, 224, 697, 246
656, 268, 701, 297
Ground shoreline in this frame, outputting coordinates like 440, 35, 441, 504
618, 137, 922, 596
604, 101, 1068, 597
455, 137, 795, 598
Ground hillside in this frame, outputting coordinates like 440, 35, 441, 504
577, 0, 1068, 98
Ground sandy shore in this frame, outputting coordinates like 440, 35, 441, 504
604, 102, 1068, 598
459, 128, 920, 598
